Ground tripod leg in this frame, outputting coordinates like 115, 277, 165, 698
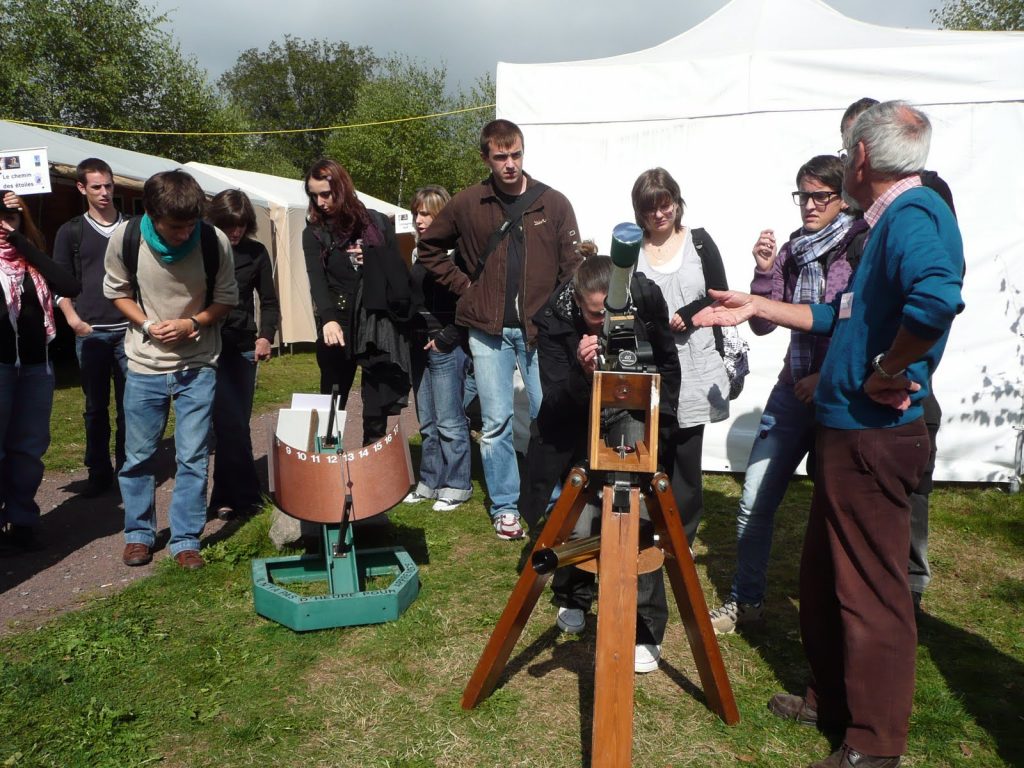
462, 467, 591, 709
648, 473, 740, 725
592, 485, 640, 768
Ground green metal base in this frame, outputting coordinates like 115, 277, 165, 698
251, 547, 420, 632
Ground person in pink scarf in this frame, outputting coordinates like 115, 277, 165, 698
0, 191, 80, 554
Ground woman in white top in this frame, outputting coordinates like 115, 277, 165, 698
632, 167, 729, 544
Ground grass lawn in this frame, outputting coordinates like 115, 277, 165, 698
4, 352, 1022, 767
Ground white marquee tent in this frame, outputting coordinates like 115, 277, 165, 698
0, 120, 410, 344
496, 0, 1024, 484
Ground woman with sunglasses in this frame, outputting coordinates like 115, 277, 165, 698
303, 159, 412, 445
707, 154, 868, 635
0, 191, 80, 553
631, 167, 729, 552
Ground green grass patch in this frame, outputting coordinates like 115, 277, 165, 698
3, 476, 1022, 766
19, 351, 1024, 766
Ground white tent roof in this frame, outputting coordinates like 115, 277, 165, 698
500, 0, 1024, 123
184, 162, 408, 220
497, 0, 1024, 485
0, 120, 268, 204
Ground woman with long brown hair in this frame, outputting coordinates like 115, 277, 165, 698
302, 159, 412, 444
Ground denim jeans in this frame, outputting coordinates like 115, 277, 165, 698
412, 345, 472, 501
210, 346, 262, 510
731, 380, 816, 604
468, 327, 543, 518
120, 367, 215, 556
75, 327, 128, 477
0, 363, 54, 527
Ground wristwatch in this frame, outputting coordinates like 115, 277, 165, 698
190, 316, 201, 333
871, 353, 905, 380
141, 320, 154, 337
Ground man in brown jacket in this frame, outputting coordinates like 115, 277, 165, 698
416, 119, 581, 540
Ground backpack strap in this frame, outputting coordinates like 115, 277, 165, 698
199, 222, 219, 307
471, 182, 549, 282
123, 216, 143, 311
690, 227, 727, 357
67, 215, 85, 281
122, 217, 220, 312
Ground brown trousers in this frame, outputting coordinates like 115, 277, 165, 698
801, 420, 929, 757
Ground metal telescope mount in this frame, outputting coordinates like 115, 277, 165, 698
460, 225, 739, 767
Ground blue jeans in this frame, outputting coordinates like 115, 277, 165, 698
120, 367, 215, 556
210, 346, 262, 510
75, 328, 128, 477
412, 345, 472, 501
731, 380, 816, 605
0, 363, 54, 527
468, 328, 543, 519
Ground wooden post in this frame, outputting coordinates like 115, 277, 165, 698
461, 467, 591, 709
591, 486, 641, 767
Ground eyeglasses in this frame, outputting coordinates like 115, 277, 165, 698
837, 147, 849, 164
792, 191, 840, 208
490, 150, 523, 162
643, 202, 676, 219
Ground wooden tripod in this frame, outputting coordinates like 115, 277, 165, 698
461, 372, 739, 767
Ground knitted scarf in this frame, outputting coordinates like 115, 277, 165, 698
140, 214, 200, 263
0, 235, 56, 364
787, 212, 853, 379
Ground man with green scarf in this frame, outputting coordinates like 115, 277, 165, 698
103, 170, 238, 570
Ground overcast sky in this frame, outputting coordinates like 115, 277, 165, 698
151, 0, 942, 93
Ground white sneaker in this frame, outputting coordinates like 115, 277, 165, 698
403, 490, 433, 505
634, 644, 661, 674
432, 498, 464, 512
493, 513, 525, 540
556, 607, 586, 634
709, 599, 765, 635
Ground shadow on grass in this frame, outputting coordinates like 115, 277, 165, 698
918, 611, 1024, 765
1, 435, 179, 595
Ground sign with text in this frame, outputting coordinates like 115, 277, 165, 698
0, 147, 50, 195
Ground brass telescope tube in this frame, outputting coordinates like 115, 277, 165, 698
532, 529, 655, 575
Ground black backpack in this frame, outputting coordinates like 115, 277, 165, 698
121, 217, 220, 310
65, 215, 219, 309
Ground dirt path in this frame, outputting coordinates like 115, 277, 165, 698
0, 395, 419, 636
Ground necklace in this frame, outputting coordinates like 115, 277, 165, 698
644, 227, 685, 264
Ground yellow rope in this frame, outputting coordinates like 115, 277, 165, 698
3, 103, 496, 137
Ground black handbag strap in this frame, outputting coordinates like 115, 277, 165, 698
470, 182, 549, 282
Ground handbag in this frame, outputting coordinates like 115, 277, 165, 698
691, 228, 749, 401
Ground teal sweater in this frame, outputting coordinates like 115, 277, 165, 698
809, 187, 964, 429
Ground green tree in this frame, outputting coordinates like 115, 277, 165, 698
0, 0, 237, 164
931, 0, 1024, 29
219, 36, 377, 175
326, 58, 494, 206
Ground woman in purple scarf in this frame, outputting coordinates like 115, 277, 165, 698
708, 155, 868, 635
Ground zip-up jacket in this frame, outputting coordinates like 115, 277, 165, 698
415, 173, 581, 344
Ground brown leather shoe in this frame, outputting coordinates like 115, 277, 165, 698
769, 692, 819, 726
809, 744, 901, 767
122, 543, 153, 566
174, 549, 205, 570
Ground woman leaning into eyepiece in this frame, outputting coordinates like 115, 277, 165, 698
205, 189, 280, 520
303, 159, 412, 445
631, 168, 729, 546
0, 191, 81, 553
